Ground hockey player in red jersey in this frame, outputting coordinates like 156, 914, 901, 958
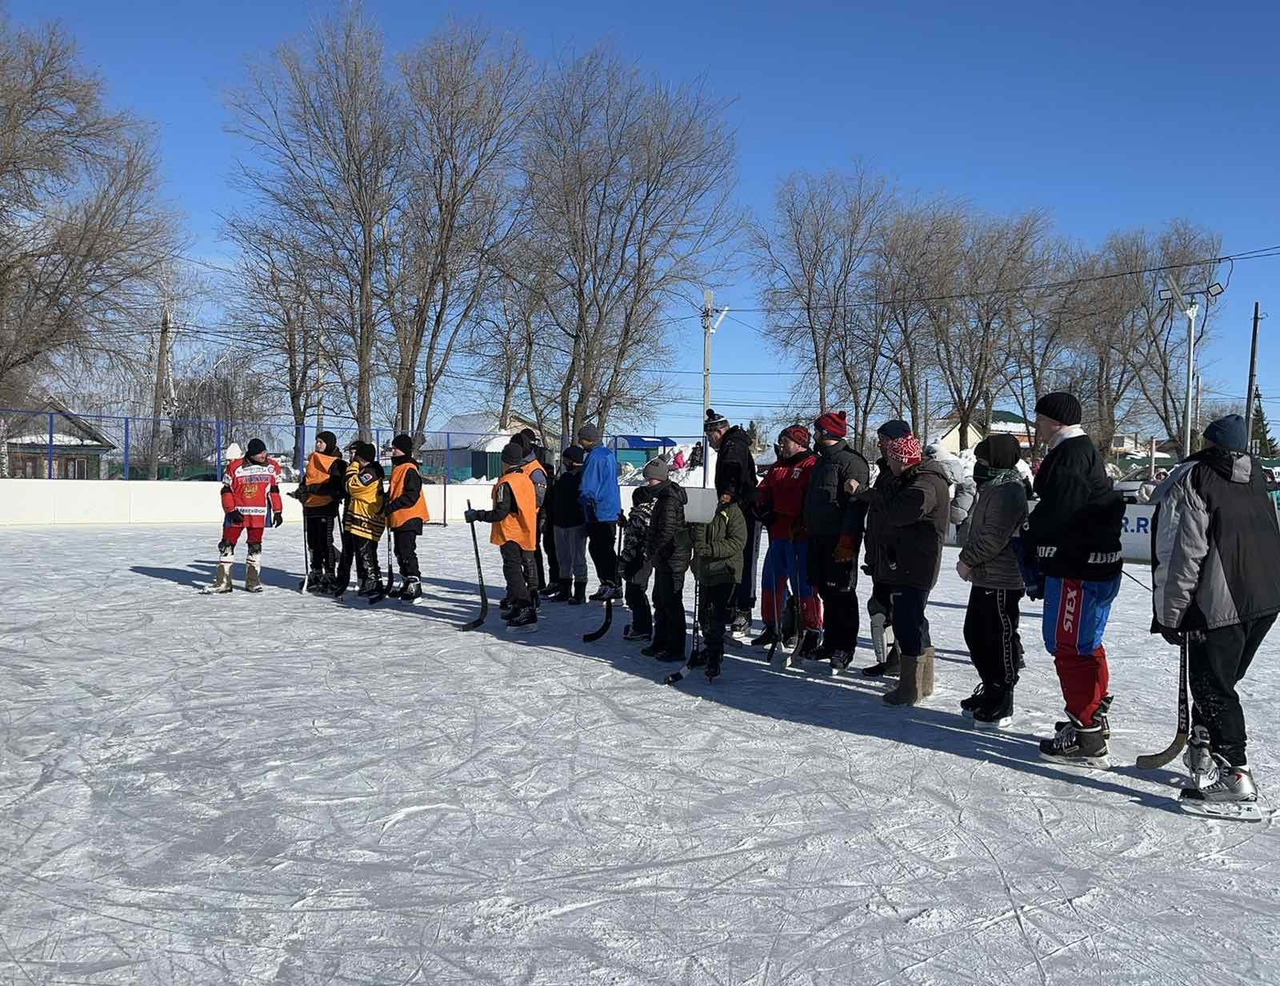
210, 438, 284, 593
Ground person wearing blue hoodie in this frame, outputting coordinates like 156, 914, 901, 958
577, 422, 623, 601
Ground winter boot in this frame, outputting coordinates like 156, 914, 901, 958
399, 577, 422, 602
829, 650, 854, 672
797, 629, 822, 659
705, 645, 724, 681
244, 548, 264, 593
1039, 714, 1109, 768
544, 579, 572, 602
750, 626, 779, 648
1179, 755, 1259, 813
569, 580, 588, 606
862, 647, 902, 678
623, 624, 652, 642
729, 609, 753, 643
212, 550, 234, 593
1183, 724, 1215, 785
883, 654, 925, 706
1056, 694, 1113, 740
920, 647, 935, 698
972, 684, 1014, 730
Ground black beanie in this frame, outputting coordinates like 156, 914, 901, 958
501, 441, 525, 466
1204, 414, 1248, 452
317, 430, 337, 454
975, 433, 1021, 470
354, 441, 377, 463
1035, 392, 1082, 426
877, 420, 912, 440
245, 438, 267, 457
562, 445, 585, 465
391, 433, 413, 455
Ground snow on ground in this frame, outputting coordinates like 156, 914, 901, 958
2, 523, 1279, 985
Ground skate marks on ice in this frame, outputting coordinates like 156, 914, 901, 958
1, 526, 1279, 984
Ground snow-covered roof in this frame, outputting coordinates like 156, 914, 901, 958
419, 412, 539, 453
7, 433, 112, 448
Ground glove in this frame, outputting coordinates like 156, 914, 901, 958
1024, 575, 1045, 601
226, 509, 244, 525
618, 510, 627, 527
1151, 617, 1183, 647
464, 508, 478, 524
295, 483, 309, 496
833, 534, 856, 564
273, 511, 285, 528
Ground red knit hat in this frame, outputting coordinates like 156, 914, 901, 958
780, 425, 811, 448
813, 411, 847, 439
885, 434, 923, 468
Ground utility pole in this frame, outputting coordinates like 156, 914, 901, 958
700, 289, 729, 420
1195, 374, 1202, 450
148, 305, 171, 481
1245, 301, 1261, 443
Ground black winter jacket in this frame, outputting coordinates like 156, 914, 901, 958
714, 426, 758, 506
1151, 448, 1280, 632
859, 459, 951, 590
549, 470, 585, 528
1024, 431, 1125, 581
804, 440, 871, 541
620, 485, 658, 579
646, 481, 691, 573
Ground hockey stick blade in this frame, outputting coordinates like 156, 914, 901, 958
1137, 637, 1191, 770
583, 599, 613, 642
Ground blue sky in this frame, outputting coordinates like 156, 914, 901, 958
14, 0, 1280, 437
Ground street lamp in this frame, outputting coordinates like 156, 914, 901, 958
1158, 280, 1225, 458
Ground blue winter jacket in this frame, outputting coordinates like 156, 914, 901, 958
578, 445, 622, 522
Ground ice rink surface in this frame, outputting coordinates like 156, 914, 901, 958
2, 523, 1278, 985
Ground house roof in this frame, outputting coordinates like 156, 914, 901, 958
420, 411, 540, 452
3, 399, 116, 450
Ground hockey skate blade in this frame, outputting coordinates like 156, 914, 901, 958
1039, 751, 1110, 770
972, 715, 1013, 731
1178, 798, 1266, 822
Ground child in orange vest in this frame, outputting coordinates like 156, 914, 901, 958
466, 442, 539, 630
386, 433, 430, 601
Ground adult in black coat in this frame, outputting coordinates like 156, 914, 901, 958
803, 410, 870, 666
704, 408, 759, 637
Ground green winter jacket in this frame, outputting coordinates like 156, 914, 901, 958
692, 501, 747, 586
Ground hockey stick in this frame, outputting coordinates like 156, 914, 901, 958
664, 578, 702, 685
458, 499, 489, 631
1122, 569, 1152, 592
300, 510, 310, 594
583, 520, 624, 642
1136, 636, 1190, 769
766, 539, 787, 669
367, 524, 392, 605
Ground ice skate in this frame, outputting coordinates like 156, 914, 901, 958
971, 685, 1014, 730
1179, 754, 1264, 820
1039, 715, 1109, 768
727, 610, 753, 644
1057, 694, 1113, 740
505, 602, 538, 632
622, 624, 651, 642
398, 577, 422, 602
960, 684, 987, 719
589, 582, 621, 602
750, 626, 778, 648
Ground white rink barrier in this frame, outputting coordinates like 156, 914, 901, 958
0, 480, 711, 530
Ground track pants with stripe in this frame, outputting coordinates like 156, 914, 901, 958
963, 586, 1024, 687
1041, 576, 1120, 727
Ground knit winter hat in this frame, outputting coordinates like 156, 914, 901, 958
885, 434, 923, 468
780, 424, 811, 448
562, 445, 585, 465
245, 438, 267, 458
578, 423, 602, 445
353, 441, 377, 464
1204, 413, 1248, 452
703, 408, 730, 433
814, 410, 848, 439
501, 441, 525, 466
1035, 391, 1082, 426
643, 458, 669, 481
877, 419, 912, 440
518, 427, 538, 445
974, 433, 1021, 470
391, 433, 413, 455
317, 430, 337, 454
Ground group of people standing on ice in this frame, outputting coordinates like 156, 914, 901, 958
210, 390, 1280, 814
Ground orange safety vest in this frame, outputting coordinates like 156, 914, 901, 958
388, 460, 430, 529
304, 451, 340, 509
490, 471, 537, 550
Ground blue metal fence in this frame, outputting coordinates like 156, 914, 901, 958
0, 407, 711, 488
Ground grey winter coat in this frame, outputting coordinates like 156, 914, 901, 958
929, 449, 976, 527
958, 471, 1029, 590
1151, 448, 1280, 632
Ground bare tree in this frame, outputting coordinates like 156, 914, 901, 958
227, 6, 399, 437
751, 165, 891, 413
0, 15, 179, 398
519, 47, 738, 437
380, 24, 531, 448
